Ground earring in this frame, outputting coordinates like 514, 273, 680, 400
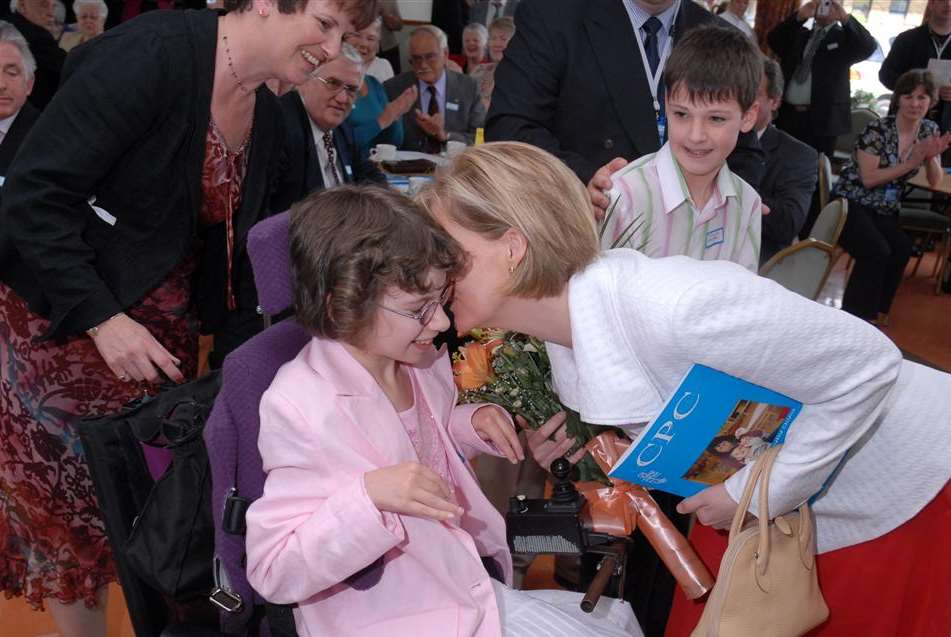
508, 264, 515, 274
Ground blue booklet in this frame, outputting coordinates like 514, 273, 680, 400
608, 364, 802, 497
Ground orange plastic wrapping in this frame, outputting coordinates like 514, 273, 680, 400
576, 432, 714, 600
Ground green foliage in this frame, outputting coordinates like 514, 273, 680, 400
456, 332, 613, 484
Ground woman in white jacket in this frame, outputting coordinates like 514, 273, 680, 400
418, 141, 951, 637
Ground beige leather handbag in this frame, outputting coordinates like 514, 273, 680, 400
691, 446, 829, 637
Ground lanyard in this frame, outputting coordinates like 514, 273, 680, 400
632, 0, 681, 116
899, 120, 922, 164
933, 32, 951, 59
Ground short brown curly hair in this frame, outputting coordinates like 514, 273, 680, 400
224, 0, 378, 32
290, 185, 464, 343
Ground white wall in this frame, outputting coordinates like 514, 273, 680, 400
397, 0, 433, 23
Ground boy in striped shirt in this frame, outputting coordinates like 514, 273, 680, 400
602, 25, 764, 272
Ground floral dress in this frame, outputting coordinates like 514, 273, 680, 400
0, 121, 246, 610
833, 115, 940, 216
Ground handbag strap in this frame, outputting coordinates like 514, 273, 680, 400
727, 445, 782, 575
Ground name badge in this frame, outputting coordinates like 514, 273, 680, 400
656, 113, 667, 145
705, 227, 725, 249
344, 164, 353, 177
446, 101, 460, 112
827, 42, 839, 50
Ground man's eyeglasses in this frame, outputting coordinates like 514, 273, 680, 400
376, 282, 454, 326
409, 52, 441, 67
314, 76, 360, 100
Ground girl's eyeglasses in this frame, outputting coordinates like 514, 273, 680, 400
376, 282, 454, 326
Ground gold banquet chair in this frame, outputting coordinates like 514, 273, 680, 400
760, 199, 848, 301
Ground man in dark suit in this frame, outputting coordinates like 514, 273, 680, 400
757, 56, 818, 266
0, 23, 39, 178
0, 23, 41, 285
468, 0, 520, 28
486, 0, 764, 212
769, 0, 877, 158
271, 44, 386, 213
383, 25, 484, 153
7, 0, 65, 110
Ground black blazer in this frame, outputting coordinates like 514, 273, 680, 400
768, 12, 877, 138
0, 102, 39, 176
759, 125, 818, 264
7, 12, 65, 111
485, 0, 764, 187
880, 25, 951, 132
270, 91, 386, 212
0, 9, 284, 339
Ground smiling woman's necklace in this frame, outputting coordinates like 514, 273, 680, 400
222, 30, 252, 96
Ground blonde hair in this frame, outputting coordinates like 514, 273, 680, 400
418, 142, 599, 298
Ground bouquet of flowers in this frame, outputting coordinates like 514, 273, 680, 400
452, 329, 613, 484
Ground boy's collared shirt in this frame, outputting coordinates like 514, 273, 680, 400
602, 142, 761, 272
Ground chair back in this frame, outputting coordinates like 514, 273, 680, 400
835, 108, 879, 157
808, 198, 848, 246
817, 153, 833, 211
760, 239, 837, 300
205, 210, 308, 636
247, 210, 295, 320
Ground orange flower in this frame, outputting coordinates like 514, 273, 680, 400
453, 341, 496, 391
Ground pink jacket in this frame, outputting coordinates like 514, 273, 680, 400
245, 337, 514, 637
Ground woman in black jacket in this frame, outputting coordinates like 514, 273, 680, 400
0, 0, 376, 633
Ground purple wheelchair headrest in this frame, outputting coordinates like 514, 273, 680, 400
247, 211, 293, 316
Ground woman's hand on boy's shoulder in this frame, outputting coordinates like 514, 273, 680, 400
472, 405, 524, 464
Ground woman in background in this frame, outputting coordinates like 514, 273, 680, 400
59, 0, 106, 52
469, 17, 514, 111
462, 21, 487, 74
832, 69, 950, 325
349, 12, 391, 82
347, 16, 416, 156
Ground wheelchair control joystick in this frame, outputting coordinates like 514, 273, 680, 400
550, 457, 579, 506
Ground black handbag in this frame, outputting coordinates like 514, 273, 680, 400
81, 371, 221, 601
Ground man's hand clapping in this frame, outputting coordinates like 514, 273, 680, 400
415, 109, 447, 142
378, 85, 417, 130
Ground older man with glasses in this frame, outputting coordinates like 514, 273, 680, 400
383, 24, 484, 153
271, 42, 386, 213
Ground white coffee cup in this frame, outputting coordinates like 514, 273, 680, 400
370, 144, 397, 161
445, 140, 467, 158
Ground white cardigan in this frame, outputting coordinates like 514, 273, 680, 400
547, 250, 951, 553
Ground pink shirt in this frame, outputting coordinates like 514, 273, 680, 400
398, 373, 453, 487
602, 142, 762, 272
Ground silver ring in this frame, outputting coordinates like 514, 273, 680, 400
119, 374, 129, 381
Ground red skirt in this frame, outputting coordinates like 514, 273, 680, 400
0, 259, 198, 610
664, 481, 951, 637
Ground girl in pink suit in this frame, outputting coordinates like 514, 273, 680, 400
244, 186, 638, 637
